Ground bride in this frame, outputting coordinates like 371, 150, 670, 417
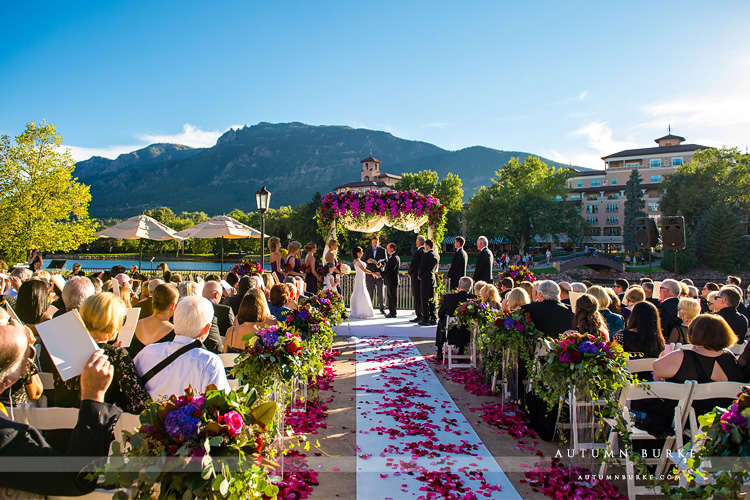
349, 246, 379, 319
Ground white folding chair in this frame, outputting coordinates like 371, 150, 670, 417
19, 403, 79, 430
731, 342, 746, 356
598, 380, 695, 500
36, 371, 56, 408
219, 353, 239, 368
113, 412, 142, 448
625, 358, 657, 379
443, 317, 476, 369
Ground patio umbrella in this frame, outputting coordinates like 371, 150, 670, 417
174, 215, 266, 273
94, 214, 183, 271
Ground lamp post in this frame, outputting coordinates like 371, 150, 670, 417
255, 186, 271, 272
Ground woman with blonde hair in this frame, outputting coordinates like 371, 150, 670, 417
621, 285, 645, 323
666, 297, 701, 344
285, 241, 306, 295
474, 281, 487, 297
504, 287, 531, 312
480, 284, 502, 310
178, 281, 198, 299
587, 286, 624, 336
572, 294, 609, 340
268, 236, 285, 284
129, 283, 179, 359
224, 289, 277, 353
54, 293, 150, 414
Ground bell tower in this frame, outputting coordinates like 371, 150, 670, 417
360, 152, 381, 182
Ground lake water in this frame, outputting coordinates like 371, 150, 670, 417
43, 259, 269, 272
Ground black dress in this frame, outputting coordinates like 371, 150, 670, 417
304, 256, 320, 295
127, 330, 176, 359
0, 361, 38, 406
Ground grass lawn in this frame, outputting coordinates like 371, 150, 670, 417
625, 265, 667, 273
532, 267, 558, 274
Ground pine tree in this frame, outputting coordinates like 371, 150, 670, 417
700, 204, 743, 271
623, 169, 647, 252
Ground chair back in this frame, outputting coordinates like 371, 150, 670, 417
730, 342, 746, 356
689, 381, 748, 403
219, 353, 239, 368
626, 357, 657, 374
19, 404, 79, 430
619, 380, 695, 431
38, 372, 54, 389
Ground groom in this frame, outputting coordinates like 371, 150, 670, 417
364, 235, 387, 314
380, 243, 400, 318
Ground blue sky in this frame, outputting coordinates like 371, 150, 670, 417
1, 1, 748, 169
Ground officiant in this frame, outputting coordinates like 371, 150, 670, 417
364, 235, 387, 314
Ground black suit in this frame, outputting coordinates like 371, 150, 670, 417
658, 297, 680, 340
446, 247, 468, 290
473, 247, 493, 283
717, 307, 749, 343
520, 300, 574, 340
408, 246, 425, 320
364, 245, 387, 310
221, 294, 244, 317
0, 400, 120, 496
380, 252, 400, 316
418, 249, 439, 322
203, 316, 224, 354
437, 290, 476, 350
211, 301, 235, 337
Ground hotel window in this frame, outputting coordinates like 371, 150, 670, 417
625, 162, 640, 168
577, 181, 582, 187
591, 179, 601, 187
587, 217, 598, 225
570, 194, 581, 200
672, 158, 683, 167
611, 178, 617, 185
650, 159, 661, 168
607, 216, 618, 225
650, 175, 661, 183
649, 202, 658, 212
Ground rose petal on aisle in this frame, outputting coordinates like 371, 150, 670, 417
355, 336, 521, 500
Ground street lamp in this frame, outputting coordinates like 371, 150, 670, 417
255, 186, 271, 272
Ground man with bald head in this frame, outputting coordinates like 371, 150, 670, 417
199, 281, 230, 354
137, 278, 164, 319
0, 325, 121, 496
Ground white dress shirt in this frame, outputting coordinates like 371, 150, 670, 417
134, 335, 230, 401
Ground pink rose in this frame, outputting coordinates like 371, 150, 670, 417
223, 411, 244, 436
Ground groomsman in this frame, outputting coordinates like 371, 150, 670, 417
418, 239, 439, 326
473, 235, 493, 283
408, 235, 426, 323
380, 243, 400, 318
446, 236, 467, 290
364, 235, 387, 314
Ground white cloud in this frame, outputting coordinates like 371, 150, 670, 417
639, 91, 750, 130
545, 149, 604, 171
420, 122, 448, 129
138, 123, 223, 148
578, 90, 588, 101
63, 144, 147, 162
544, 121, 638, 170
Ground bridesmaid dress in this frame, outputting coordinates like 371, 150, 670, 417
305, 256, 320, 295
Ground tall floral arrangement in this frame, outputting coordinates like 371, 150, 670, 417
230, 259, 263, 277
500, 265, 536, 286
101, 385, 279, 499
450, 299, 497, 331
316, 189, 447, 244
478, 310, 541, 375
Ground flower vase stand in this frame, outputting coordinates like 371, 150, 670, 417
443, 319, 477, 369
289, 375, 309, 413
555, 387, 607, 456
499, 346, 520, 405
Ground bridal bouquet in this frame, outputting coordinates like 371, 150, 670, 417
101, 385, 279, 499
231, 259, 263, 277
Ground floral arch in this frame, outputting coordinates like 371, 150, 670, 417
316, 189, 446, 244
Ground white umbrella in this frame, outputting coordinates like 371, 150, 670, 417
174, 215, 266, 272
95, 214, 182, 271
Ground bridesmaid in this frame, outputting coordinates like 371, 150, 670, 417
304, 242, 320, 295
286, 241, 306, 296
268, 236, 286, 284
324, 238, 342, 294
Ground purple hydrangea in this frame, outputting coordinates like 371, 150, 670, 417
559, 352, 571, 363
261, 331, 279, 347
579, 341, 600, 355
515, 323, 525, 333
296, 310, 310, 321
164, 406, 201, 440
504, 318, 516, 330
720, 411, 747, 431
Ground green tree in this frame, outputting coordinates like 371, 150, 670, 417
693, 204, 744, 271
0, 121, 96, 262
623, 169, 647, 252
465, 156, 579, 255
660, 147, 750, 228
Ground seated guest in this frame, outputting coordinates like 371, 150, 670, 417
136, 278, 164, 319
224, 290, 277, 353
224, 272, 239, 298
178, 281, 198, 298
521, 280, 573, 340
284, 280, 299, 309
473, 281, 487, 297
268, 284, 293, 320
480, 284, 502, 310
572, 294, 609, 340
700, 282, 721, 313
0, 325, 121, 497
620, 286, 645, 323
666, 297, 700, 344
558, 281, 572, 305
605, 287, 622, 315
571, 282, 587, 294
435, 276, 476, 362
503, 287, 530, 312
613, 279, 629, 301
202, 281, 235, 337
678, 281, 690, 297
3, 267, 32, 303
654, 314, 744, 416
586, 286, 623, 337
499, 277, 514, 300
688, 286, 700, 299
614, 301, 665, 359
713, 286, 748, 343
134, 296, 230, 401
222, 276, 253, 317
518, 281, 534, 298
88, 275, 103, 293
53, 293, 150, 415
658, 279, 682, 339
129, 283, 179, 359
642, 281, 659, 306
61, 276, 95, 312
0, 310, 42, 407
15, 279, 52, 329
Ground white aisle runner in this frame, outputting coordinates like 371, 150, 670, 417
356, 337, 521, 500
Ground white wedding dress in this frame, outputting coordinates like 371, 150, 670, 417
349, 260, 375, 319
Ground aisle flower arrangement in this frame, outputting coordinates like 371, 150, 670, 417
665, 387, 750, 499
450, 298, 497, 331
530, 332, 629, 408
230, 259, 263, 277
231, 325, 305, 399
101, 385, 279, 499
478, 310, 541, 375
500, 265, 536, 286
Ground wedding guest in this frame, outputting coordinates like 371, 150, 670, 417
678, 281, 690, 297
713, 286, 748, 343
304, 242, 321, 295
517, 281, 534, 299
407, 235, 425, 323
571, 282, 587, 293
688, 286, 700, 299
588, 286, 624, 335
613, 279, 629, 301
614, 301, 664, 359
504, 287, 530, 312
261, 273, 274, 292
222, 276, 252, 317
435, 276, 475, 362
52, 293, 150, 417
658, 279, 682, 339
88, 274, 103, 293
61, 276, 95, 313
500, 277, 514, 300
224, 272, 239, 297
71, 262, 86, 277
129, 283, 179, 359
284, 280, 298, 309
665, 297, 700, 344
134, 296, 230, 400
178, 281, 199, 298
642, 281, 659, 306
558, 281, 572, 305
170, 273, 184, 284
473, 236, 493, 283
706, 291, 720, 313
224, 289, 277, 353
572, 294, 610, 340
474, 281, 487, 297
202, 281, 234, 339
620, 286, 646, 323
480, 284, 502, 310
446, 236, 468, 290
520, 280, 573, 340
15, 279, 52, 329
605, 287, 622, 315
268, 237, 285, 284
0, 326, 121, 497
0, 309, 42, 407
157, 262, 170, 282
137, 278, 164, 319
418, 239, 439, 326
268, 283, 292, 320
